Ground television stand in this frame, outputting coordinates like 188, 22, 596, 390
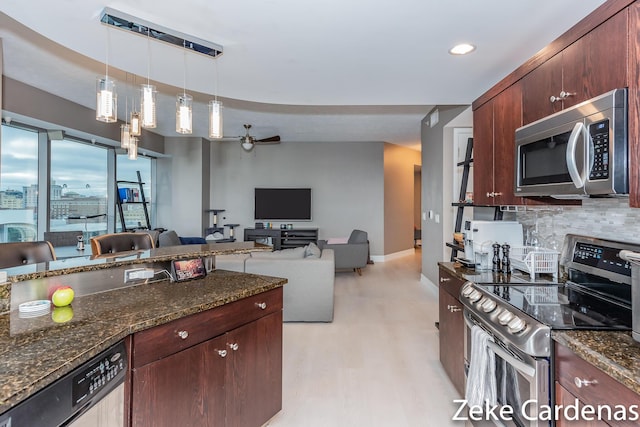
244, 228, 318, 250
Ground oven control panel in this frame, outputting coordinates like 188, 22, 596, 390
572, 241, 631, 277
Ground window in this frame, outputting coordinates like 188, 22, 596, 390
50, 139, 108, 240
0, 125, 39, 242
116, 154, 152, 231
0, 121, 156, 247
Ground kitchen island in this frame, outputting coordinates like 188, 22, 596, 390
0, 242, 285, 426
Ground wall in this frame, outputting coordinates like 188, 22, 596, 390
156, 137, 210, 236
1, 77, 165, 154
383, 143, 421, 254
421, 105, 471, 283
209, 140, 386, 256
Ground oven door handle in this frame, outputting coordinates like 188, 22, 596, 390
464, 312, 537, 379
487, 341, 536, 379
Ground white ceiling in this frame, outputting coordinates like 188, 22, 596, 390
0, 0, 606, 150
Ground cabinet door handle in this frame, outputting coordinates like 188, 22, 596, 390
217, 349, 227, 358
486, 191, 500, 198
440, 277, 451, 283
574, 377, 598, 388
228, 343, 239, 351
550, 95, 561, 103
448, 305, 461, 312
256, 302, 267, 310
177, 330, 189, 340
559, 90, 575, 99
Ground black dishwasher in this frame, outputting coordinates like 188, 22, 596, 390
0, 340, 127, 427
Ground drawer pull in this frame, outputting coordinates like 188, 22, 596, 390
440, 277, 451, 283
217, 349, 227, 358
177, 330, 189, 340
448, 305, 462, 312
256, 302, 267, 310
574, 377, 598, 388
228, 343, 239, 351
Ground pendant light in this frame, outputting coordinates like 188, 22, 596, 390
141, 27, 157, 129
208, 56, 223, 139
128, 137, 138, 160
120, 123, 131, 149
129, 75, 141, 136
96, 28, 117, 123
176, 42, 193, 134
121, 73, 131, 148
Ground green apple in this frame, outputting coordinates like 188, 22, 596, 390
51, 305, 74, 323
51, 286, 75, 307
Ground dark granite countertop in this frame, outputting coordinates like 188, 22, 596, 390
4, 242, 271, 283
0, 269, 286, 414
438, 261, 560, 285
552, 330, 640, 395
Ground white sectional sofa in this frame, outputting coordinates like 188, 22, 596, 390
215, 244, 335, 322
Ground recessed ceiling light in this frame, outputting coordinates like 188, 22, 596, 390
449, 43, 476, 55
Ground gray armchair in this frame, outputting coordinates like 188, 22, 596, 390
318, 229, 369, 275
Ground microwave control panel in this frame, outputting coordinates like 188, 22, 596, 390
589, 119, 610, 180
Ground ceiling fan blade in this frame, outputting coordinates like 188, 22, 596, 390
256, 135, 281, 143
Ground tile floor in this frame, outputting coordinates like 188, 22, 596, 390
266, 250, 467, 427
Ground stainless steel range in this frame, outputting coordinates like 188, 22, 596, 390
459, 234, 637, 427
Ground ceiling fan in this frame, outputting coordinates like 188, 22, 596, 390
221, 124, 280, 152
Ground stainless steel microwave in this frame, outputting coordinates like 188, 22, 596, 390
515, 88, 628, 198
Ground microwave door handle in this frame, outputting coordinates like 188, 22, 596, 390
566, 122, 586, 188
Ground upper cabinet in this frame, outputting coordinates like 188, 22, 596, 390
473, 1, 640, 206
522, 10, 628, 125
473, 82, 524, 206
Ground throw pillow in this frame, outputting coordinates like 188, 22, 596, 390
304, 242, 322, 258
251, 246, 306, 259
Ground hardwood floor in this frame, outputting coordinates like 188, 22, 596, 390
266, 250, 464, 427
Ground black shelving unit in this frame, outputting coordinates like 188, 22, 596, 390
446, 137, 504, 261
116, 170, 151, 231
447, 138, 473, 261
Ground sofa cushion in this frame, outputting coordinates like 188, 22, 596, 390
251, 246, 306, 259
304, 242, 322, 258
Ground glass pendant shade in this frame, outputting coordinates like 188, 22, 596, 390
130, 112, 142, 136
176, 94, 193, 134
96, 78, 117, 123
120, 124, 131, 149
140, 84, 157, 128
208, 100, 223, 139
128, 137, 138, 160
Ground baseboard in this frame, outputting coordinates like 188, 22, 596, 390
420, 273, 438, 299
370, 248, 415, 263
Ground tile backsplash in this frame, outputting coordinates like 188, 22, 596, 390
515, 198, 640, 248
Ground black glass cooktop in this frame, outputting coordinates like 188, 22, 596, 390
477, 283, 632, 330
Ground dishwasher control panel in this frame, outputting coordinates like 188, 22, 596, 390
72, 341, 127, 408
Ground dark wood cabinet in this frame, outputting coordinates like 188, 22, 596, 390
129, 288, 283, 427
438, 266, 466, 395
555, 342, 639, 427
555, 382, 609, 427
522, 9, 628, 125
472, 83, 524, 206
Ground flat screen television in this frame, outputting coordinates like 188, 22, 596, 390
254, 188, 311, 220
